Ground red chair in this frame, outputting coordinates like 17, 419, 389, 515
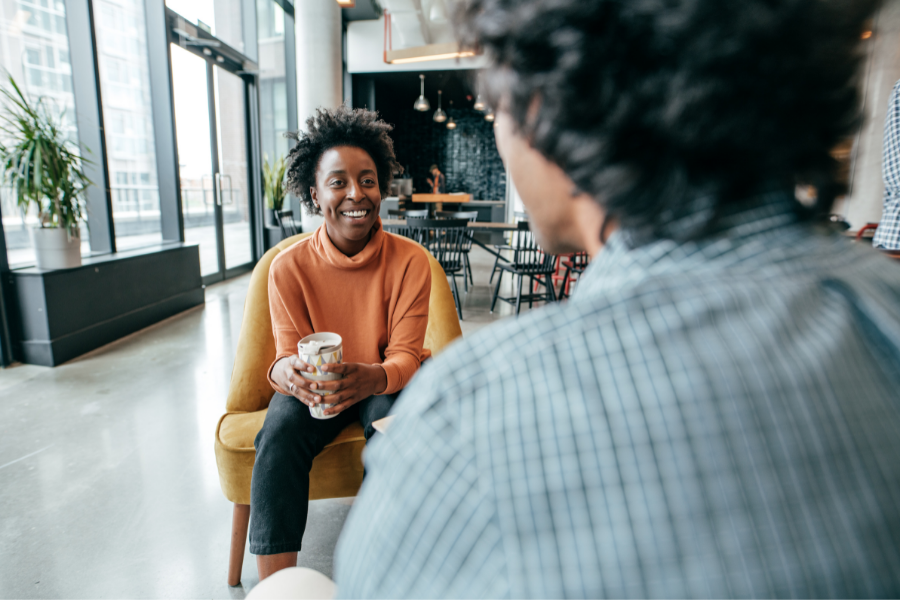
559, 252, 589, 299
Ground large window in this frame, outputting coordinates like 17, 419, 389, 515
0, 0, 86, 268
257, 0, 289, 165
94, 0, 163, 251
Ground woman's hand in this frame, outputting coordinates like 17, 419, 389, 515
304, 363, 387, 416
273, 357, 387, 415
272, 356, 320, 407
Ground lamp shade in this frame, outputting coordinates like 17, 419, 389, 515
433, 90, 447, 122
414, 74, 430, 111
473, 94, 485, 111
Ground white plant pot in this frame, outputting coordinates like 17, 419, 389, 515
30, 227, 82, 270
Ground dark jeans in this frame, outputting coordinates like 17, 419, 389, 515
249, 392, 398, 555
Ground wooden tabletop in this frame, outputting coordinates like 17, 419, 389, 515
412, 193, 472, 203
383, 219, 520, 231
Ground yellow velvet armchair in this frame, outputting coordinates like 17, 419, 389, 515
214, 232, 463, 586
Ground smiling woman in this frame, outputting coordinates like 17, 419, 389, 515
248, 106, 433, 582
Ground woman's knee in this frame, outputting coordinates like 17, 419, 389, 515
359, 393, 399, 439
255, 394, 313, 449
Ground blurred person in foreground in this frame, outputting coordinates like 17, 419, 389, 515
874, 80, 900, 250
333, 0, 900, 597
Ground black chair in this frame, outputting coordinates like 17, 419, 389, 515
435, 210, 478, 291
490, 211, 529, 284
274, 209, 300, 238
388, 218, 469, 320
388, 209, 429, 219
490, 221, 557, 316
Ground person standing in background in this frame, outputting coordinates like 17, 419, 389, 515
873, 80, 900, 249
426, 164, 445, 193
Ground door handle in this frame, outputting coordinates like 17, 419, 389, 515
214, 173, 223, 206
220, 173, 233, 205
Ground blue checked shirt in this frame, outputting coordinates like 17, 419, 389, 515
874, 80, 900, 249
335, 192, 900, 598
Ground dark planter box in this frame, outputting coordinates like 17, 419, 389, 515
264, 225, 284, 250
6, 243, 204, 367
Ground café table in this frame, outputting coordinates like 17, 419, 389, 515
411, 193, 472, 213
382, 218, 520, 263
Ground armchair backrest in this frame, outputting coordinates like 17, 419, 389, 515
225, 232, 463, 413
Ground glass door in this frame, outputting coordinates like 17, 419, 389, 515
169, 29, 257, 284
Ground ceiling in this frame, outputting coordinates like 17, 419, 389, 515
342, 0, 382, 21
345, 0, 455, 48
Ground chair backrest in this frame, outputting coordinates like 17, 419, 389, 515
224, 231, 463, 413
510, 221, 557, 272
273, 209, 299, 238
397, 219, 469, 270
388, 209, 429, 218
434, 211, 477, 251
435, 210, 478, 221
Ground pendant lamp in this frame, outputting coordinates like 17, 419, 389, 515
484, 108, 495, 122
446, 100, 457, 129
433, 90, 447, 123
413, 74, 430, 111
473, 94, 485, 111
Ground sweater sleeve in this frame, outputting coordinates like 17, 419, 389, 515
381, 249, 432, 394
267, 262, 305, 395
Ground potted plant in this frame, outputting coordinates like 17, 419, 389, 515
0, 76, 91, 270
263, 154, 287, 227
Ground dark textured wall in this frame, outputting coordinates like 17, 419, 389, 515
382, 107, 507, 201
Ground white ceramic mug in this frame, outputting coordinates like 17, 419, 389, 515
298, 333, 343, 420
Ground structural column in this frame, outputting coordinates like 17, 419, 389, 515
844, 0, 900, 229
294, 0, 343, 232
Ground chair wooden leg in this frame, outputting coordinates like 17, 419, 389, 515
560, 267, 571, 300
490, 269, 503, 313
462, 255, 469, 293
529, 276, 535, 309
515, 274, 524, 315
228, 503, 251, 586
547, 275, 558, 302
450, 275, 463, 320
490, 252, 502, 283
465, 253, 474, 287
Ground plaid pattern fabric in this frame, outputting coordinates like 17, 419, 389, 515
874, 80, 900, 249
335, 192, 900, 598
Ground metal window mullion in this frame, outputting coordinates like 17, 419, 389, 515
284, 8, 300, 219
207, 63, 226, 273
0, 201, 14, 367
145, 0, 184, 243
66, 0, 115, 254
247, 77, 265, 261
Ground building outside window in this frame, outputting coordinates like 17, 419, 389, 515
93, 0, 163, 251
0, 0, 86, 268
258, 0, 289, 166
165, 0, 245, 54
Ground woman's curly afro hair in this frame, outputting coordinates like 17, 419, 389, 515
285, 106, 400, 215
453, 0, 880, 242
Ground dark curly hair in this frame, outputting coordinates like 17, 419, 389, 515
285, 106, 400, 215
453, 0, 880, 242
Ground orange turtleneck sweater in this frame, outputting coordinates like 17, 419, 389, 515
267, 219, 432, 396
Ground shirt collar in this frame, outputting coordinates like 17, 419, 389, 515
576, 190, 805, 298
313, 217, 385, 270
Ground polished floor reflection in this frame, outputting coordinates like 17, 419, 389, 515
0, 245, 551, 598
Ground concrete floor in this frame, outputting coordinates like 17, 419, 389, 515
0, 245, 552, 598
